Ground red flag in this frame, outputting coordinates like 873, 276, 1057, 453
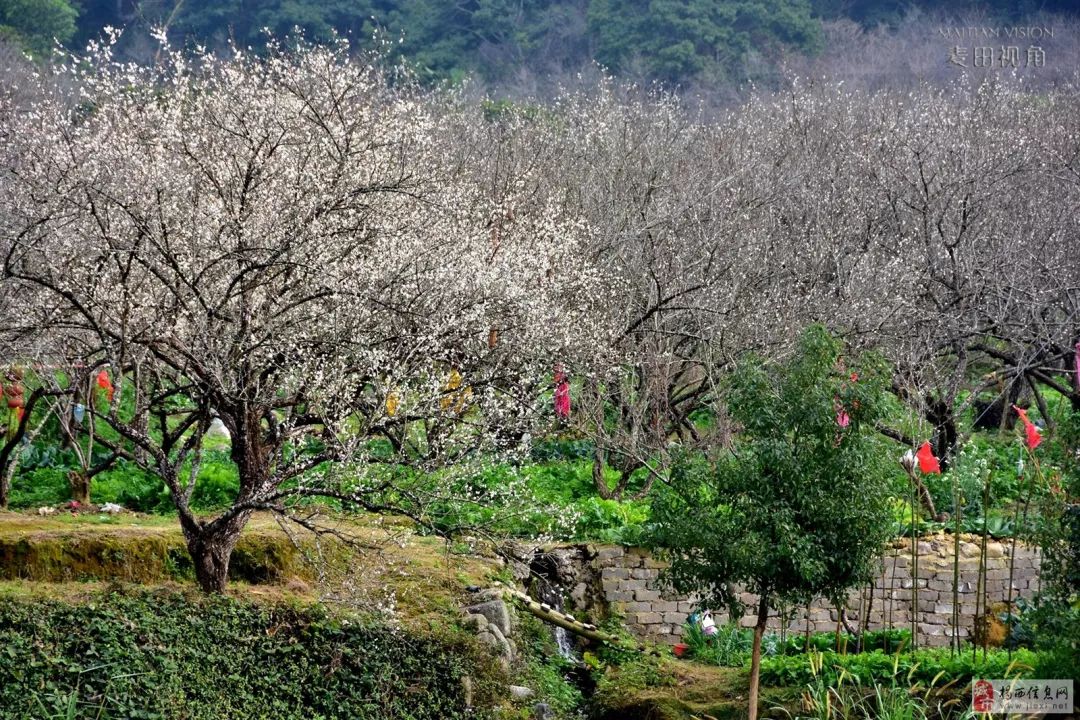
916, 441, 941, 474
554, 366, 570, 419
96, 370, 114, 403
1012, 405, 1042, 450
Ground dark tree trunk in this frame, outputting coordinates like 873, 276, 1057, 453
0, 388, 48, 509
189, 535, 232, 593
0, 455, 11, 510
592, 447, 649, 501
972, 380, 1024, 431
132, 362, 149, 464
68, 471, 91, 506
179, 405, 265, 593
748, 593, 770, 720
186, 515, 249, 593
927, 399, 958, 472
593, 447, 616, 500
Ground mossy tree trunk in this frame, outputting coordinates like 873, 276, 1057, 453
68, 471, 91, 506
184, 510, 252, 593
748, 593, 770, 720
181, 406, 267, 594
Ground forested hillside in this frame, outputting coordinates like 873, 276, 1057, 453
3, 0, 1079, 93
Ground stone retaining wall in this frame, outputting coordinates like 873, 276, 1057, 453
562, 535, 1040, 648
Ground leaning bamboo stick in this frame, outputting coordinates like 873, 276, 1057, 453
491, 582, 664, 656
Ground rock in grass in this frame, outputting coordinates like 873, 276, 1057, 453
462, 613, 488, 632
465, 599, 511, 636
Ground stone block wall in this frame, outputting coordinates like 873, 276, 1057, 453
583, 535, 1041, 647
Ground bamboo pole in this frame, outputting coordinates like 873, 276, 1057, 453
911, 472, 920, 653
974, 469, 991, 662
1005, 444, 1025, 661
492, 583, 664, 656
951, 475, 962, 655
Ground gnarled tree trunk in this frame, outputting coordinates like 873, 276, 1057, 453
185, 511, 252, 593
68, 471, 91, 506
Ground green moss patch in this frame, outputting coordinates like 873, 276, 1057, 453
0, 525, 306, 584
0, 588, 503, 719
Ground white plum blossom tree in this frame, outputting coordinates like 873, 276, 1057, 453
1, 35, 608, 592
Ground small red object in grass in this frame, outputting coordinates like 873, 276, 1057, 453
673, 643, 689, 658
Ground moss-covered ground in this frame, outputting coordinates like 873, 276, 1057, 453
0, 509, 503, 623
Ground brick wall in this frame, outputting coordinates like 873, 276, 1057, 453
583, 535, 1041, 647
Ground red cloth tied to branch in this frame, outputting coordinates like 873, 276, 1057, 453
96, 370, 114, 403
554, 366, 570, 419
1012, 404, 1043, 450
916, 441, 941, 474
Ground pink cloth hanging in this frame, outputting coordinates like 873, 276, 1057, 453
554, 366, 570, 419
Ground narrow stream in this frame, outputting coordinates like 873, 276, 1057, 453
529, 551, 580, 661
534, 578, 578, 660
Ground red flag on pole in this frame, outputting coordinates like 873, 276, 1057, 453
1012, 405, 1043, 450
916, 441, 941, 474
96, 370, 114, 403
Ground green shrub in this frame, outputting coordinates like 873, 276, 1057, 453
8, 467, 69, 508
770, 628, 912, 656
759, 647, 1039, 687
682, 620, 752, 666
572, 496, 649, 544
8, 451, 239, 513
0, 589, 498, 719
530, 439, 595, 463
189, 455, 241, 511
518, 655, 584, 718
91, 463, 171, 513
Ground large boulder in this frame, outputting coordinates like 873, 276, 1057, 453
465, 599, 512, 637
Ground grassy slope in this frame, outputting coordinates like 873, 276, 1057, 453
0, 510, 503, 622
593, 660, 800, 720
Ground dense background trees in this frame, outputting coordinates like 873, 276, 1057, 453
4, 0, 1080, 92
4, 30, 1079, 592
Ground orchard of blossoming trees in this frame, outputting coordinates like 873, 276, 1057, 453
1, 34, 1078, 597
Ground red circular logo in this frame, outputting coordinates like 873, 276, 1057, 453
973, 680, 995, 712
